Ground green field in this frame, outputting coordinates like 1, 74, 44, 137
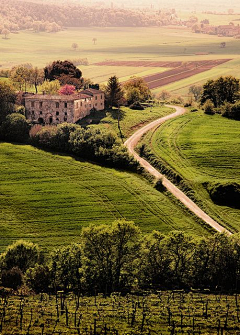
1, 26, 240, 95
79, 105, 173, 139
140, 111, 240, 232
1, 291, 239, 334
0, 142, 210, 252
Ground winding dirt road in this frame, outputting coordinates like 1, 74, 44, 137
124, 105, 232, 235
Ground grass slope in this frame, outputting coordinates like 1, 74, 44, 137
0, 142, 209, 252
143, 111, 240, 232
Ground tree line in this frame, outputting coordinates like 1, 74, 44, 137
0, 0, 179, 34
1, 222, 240, 295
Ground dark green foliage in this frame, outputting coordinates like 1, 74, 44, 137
44, 60, 82, 87
0, 81, 16, 124
201, 76, 240, 107
49, 244, 82, 292
31, 123, 139, 172
0, 240, 41, 273
207, 182, 240, 209
105, 76, 124, 108
1, 267, 23, 290
154, 178, 166, 192
129, 101, 144, 110
222, 101, 240, 120
0, 113, 30, 142
203, 99, 215, 115
26, 265, 51, 293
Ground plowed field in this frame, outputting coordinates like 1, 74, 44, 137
94, 59, 231, 89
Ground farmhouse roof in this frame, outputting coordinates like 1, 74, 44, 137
81, 88, 104, 96
25, 94, 78, 101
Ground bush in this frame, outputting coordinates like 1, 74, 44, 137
26, 265, 51, 293
222, 101, 240, 120
203, 99, 215, 115
154, 178, 166, 192
0, 113, 30, 142
0, 240, 42, 273
129, 101, 144, 110
1, 267, 23, 290
207, 182, 240, 209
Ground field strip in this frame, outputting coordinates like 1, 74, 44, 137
124, 106, 232, 235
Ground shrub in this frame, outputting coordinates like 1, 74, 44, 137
1, 267, 23, 290
129, 101, 144, 110
207, 182, 240, 209
222, 101, 240, 120
26, 265, 51, 293
0, 113, 30, 142
203, 99, 215, 115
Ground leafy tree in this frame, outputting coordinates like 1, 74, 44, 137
189, 85, 203, 101
81, 220, 141, 294
44, 60, 82, 83
0, 113, 30, 142
201, 76, 240, 107
10, 65, 31, 91
123, 77, 151, 104
1, 28, 10, 39
105, 76, 124, 108
139, 231, 172, 289
222, 101, 240, 120
203, 99, 215, 115
156, 90, 171, 102
0, 240, 41, 273
49, 244, 82, 292
0, 81, 16, 124
59, 84, 76, 95
26, 265, 51, 293
71, 42, 78, 51
1, 267, 23, 290
29, 67, 44, 93
125, 87, 141, 105
38, 79, 61, 94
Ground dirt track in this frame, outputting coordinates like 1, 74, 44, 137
124, 105, 232, 235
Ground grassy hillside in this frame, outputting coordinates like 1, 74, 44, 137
0, 142, 210, 252
141, 111, 240, 232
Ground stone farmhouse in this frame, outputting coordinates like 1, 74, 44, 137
24, 88, 104, 125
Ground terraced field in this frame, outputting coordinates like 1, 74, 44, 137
141, 111, 240, 232
0, 142, 210, 252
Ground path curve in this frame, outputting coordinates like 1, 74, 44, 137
124, 105, 232, 235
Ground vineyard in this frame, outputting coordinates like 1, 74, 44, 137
94, 59, 231, 89
1, 291, 240, 334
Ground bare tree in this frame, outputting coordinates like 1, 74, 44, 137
1, 28, 10, 39
71, 43, 78, 51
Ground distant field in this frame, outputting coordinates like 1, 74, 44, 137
0, 142, 209, 252
0, 26, 240, 93
141, 111, 240, 232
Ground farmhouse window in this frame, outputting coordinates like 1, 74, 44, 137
64, 102, 67, 108
32, 111, 34, 115
39, 111, 42, 115
95, 96, 97, 100
95, 103, 97, 107
31, 102, 34, 107
64, 116, 67, 121
81, 102, 83, 106
65, 112, 67, 115
56, 102, 59, 108
101, 95, 103, 99
56, 111, 59, 116
39, 102, 43, 108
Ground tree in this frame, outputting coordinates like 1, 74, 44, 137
105, 76, 124, 108
189, 85, 203, 101
156, 90, 171, 102
0, 81, 16, 124
92, 38, 97, 45
59, 84, 76, 95
0, 240, 41, 273
0, 113, 30, 142
38, 79, 61, 94
44, 60, 82, 82
1, 267, 23, 290
1, 28, 10, 39
10, 65, 31, 91
26, 264, 51, 293
72, 42, 78, 51
123, 77, 151, 105
81, 220, 141, 294
200, 76, 240, 107
220, 42, 226, 48
29, 67, 44, 93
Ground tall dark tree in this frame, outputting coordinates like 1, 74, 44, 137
0, 81, 16, 124
105, 76, 124, 108
201, 76, 240, 107
44, 60, 82, 88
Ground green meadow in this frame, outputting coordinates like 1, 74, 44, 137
141, 111, 240, 232
0, 142, 209, 253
